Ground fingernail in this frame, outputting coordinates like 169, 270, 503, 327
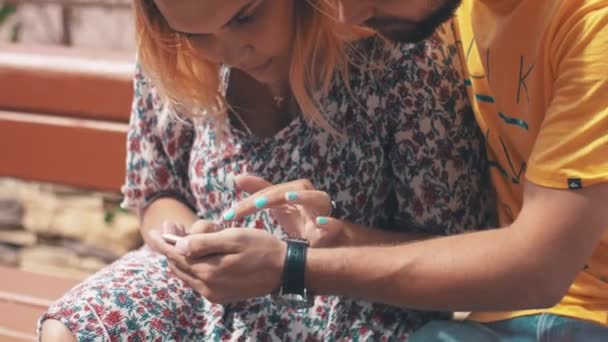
285, 192, 298, 201
175, 238, 189, 255
255, 196, 269, 209
223, 209, 236, 221
316, 217, 330, 225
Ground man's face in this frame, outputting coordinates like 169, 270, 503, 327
338, 0, 462, 43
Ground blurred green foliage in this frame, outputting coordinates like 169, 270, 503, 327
0, 2, 22, 42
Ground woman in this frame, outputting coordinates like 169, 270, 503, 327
40, 0, 494, 340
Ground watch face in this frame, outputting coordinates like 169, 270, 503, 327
273, 293, 314, 310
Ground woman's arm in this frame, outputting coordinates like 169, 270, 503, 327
139, 197, 198, 248
122, 64, 198, 247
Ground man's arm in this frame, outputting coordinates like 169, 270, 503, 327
334, 222, 428, 246
307, 181, 608, 311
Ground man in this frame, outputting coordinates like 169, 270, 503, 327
155, 0, 608, 340
337, 0, 608, 339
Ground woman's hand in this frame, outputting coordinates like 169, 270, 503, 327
150, 227, 286, 304
139, 197, 199, 254
144, 220, 183, 254
147, 219, 220, 253
226, 175, 346, 247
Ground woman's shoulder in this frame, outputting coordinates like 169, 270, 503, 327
131, 63, 197, 142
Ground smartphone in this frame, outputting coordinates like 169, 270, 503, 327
162, 233, 182, 245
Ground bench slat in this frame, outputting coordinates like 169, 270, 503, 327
0, 265, 79, 340
0, 110, 128, 192
0, 43, 134, 123
0, 302, 43, 341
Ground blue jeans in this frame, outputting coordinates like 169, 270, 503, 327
410, 314, 608, 342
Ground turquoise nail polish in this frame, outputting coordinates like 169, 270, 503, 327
223, 209, 236, 221
316, 217, 329, 225
255, 196, 269, 209
286, 192, 298, 201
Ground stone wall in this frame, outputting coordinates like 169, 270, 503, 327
0, 2, 135, 51
0, 178, 141, 279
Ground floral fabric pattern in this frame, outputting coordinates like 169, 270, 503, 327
41, 25, 495, 341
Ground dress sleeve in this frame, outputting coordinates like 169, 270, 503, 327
120, 64, 196, 213
381, 26, 496, 235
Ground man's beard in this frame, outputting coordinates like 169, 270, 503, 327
364, 0, 462, 43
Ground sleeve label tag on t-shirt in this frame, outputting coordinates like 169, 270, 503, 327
568, 178, 583, 190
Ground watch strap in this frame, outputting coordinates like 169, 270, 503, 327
282, 239, 308, 295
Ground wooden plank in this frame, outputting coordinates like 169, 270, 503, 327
0, 265, 79, 341
0, 43, 134, 123
0, 266, 78, 302
0, 327, 36, 341
0, 301, 44, 341
0, 110, 128, 192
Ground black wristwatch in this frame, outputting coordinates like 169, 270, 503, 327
272, 238, 314, 310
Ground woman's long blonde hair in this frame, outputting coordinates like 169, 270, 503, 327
133, 0, 373, 131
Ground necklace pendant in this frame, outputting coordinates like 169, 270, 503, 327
273, 96, 285, 108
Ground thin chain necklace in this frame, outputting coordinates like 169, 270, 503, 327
273, 95, 285, 108
230, 94, 293, 136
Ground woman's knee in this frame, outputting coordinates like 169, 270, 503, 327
39, 319, 76, 342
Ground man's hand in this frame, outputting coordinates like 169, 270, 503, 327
147, 219, 220, 253
150, 228, 287, 304
306, 181, 608, 311
139, 197, 198, 253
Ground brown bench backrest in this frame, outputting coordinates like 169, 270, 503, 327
0, 43, 134, 192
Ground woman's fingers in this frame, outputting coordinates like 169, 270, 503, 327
309, 216, 345, 247
234, 175, 273, 194
314, 215, 342, 230
284, 190, 332, 216
225, 189, 331, 222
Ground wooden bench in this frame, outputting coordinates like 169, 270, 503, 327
0, 265, 79, 341
0, 43, 134, 192
0, 43, 134, 340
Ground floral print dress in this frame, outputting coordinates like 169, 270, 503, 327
40, 25, 495, 341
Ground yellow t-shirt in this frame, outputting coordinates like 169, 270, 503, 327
454, 0, 608, 325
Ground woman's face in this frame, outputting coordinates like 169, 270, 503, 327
154, 0, 295, 85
